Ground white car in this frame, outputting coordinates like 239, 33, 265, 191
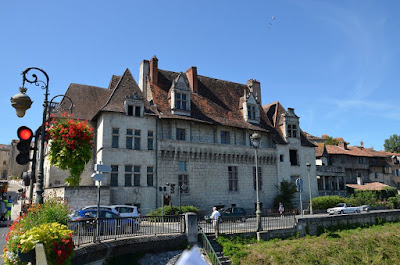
80, 205, 120, 216
327, 203, 361, 215
111, 205, 141, 218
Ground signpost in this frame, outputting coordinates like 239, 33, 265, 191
296, 178, 304, 216
92, 162, 111, 242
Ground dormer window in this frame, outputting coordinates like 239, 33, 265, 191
248, 105, 257, 120
125, 93, 144, 117
287, 124, 297, 138
171, 73, 191, 116
175, 93, 188, 110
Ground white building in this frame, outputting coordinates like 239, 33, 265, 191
44, 56, 317, 214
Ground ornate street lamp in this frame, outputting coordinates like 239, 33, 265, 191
250, 132, 262, 232
306, 162, 313, 215
11, 67, 49, 204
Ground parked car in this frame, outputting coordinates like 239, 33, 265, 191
79, 205, 120, 215
327, 203, 361, 215
112, 205, 141, 218
69, 209, 140, 234
204, 207, 248, 223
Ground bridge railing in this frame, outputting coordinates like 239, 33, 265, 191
198, 213, 297, 235
68, 215, 185, 247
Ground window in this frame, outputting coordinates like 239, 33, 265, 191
128, 105, 133, 116
135, 106, 141, 117
280, 155, 284, 162
176, 128, 186, 141
111, 165, 118, 186
221, 131, 230, 144
147, 131, 154, 150
341, 155, 345, 164
2, 170, 6, 179
147, 167, 154, 186
134, 166, 140, 186
228, 166, 238, 191
358, 157, 365, 164
175, 93, 187, 110
289, 150, 298, 166
253, 167, 262, 191
126, 129, 133, 149
125, 165, 132, 186
178, 174, 189, 193
134, 130, 141, 150
2, 161, 6, 165
112, 128, 119, 148
248, 105, 256, 120
179, 161, 186, 172
287, 124, 297, 138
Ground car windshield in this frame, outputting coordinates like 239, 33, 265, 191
336, 203, 345, 207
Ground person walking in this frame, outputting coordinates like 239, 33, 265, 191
279, 202, 284, 218
211, 207, 221, 239
5, 196, 12, 220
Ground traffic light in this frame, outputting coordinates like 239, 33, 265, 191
170, 184, 175, 194
16, 126, 33, 165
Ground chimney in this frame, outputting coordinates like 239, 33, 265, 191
150, 56, 158, 84
338, 139, 348, 150
360, 141, 364, 148
139, 60, 149, 97
246, 79, 261, 105
186, 66, 198, 93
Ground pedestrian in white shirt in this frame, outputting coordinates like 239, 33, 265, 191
211, 207, 221, 239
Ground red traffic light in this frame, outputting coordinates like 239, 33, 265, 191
17, 126, 33, 141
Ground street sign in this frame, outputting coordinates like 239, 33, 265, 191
91, 173, 104, 182
296, 178, 303, 192
95, 164, 111, 173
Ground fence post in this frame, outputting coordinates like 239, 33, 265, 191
185, 212, 198, 246
35, 243, 48, 265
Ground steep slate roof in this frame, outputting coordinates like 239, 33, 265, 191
346, 182, 390, 191
262, 101, 316, 147
59, 83, 112, 120
150, 69, 287, 144
100, 69, 145, 113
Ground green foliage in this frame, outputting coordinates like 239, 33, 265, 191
217, 235, 257, 265
147, 205, 199, 216
325, 135, 339, 145
387, 195, 400, 209
312, 195, 346, 210
384, 134, 400, 153
273, 180, 298, 210
3, 195, 73, 265
219, 222, 400, 264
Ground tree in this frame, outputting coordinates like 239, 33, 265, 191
384, 134, 400, 153
273, 180, 298, 210
325, 135, 339, 146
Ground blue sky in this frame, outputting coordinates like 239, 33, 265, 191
1, 0, 399, 150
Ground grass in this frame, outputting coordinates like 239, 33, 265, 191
217, 222, 400, 265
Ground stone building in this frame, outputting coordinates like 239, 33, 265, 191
312, 135, 400, 196
44, 56, 318, 214
0, 144, 11, 179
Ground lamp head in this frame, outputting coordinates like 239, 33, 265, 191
306, 162, 311, 170
10, 87, 32, 118
251, 132, 261, 148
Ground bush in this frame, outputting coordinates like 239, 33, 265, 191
147, 205, 199, 216
312, 196, 346, 210
387, 195, 400, 209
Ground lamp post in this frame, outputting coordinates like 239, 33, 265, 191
11, 68, 49, 204
250, 132, 262, 232
306, 162, 313, 215
178, 184, 188, 214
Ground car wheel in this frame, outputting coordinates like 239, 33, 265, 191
339, 210, 344, 214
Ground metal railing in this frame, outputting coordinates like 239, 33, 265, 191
198, 227, 222, 265
198, 214, 297, 235
68, 215, 185, 247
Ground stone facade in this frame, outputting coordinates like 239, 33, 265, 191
41, 57, 318, 214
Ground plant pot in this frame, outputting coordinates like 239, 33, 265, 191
18, 248, 35, 263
